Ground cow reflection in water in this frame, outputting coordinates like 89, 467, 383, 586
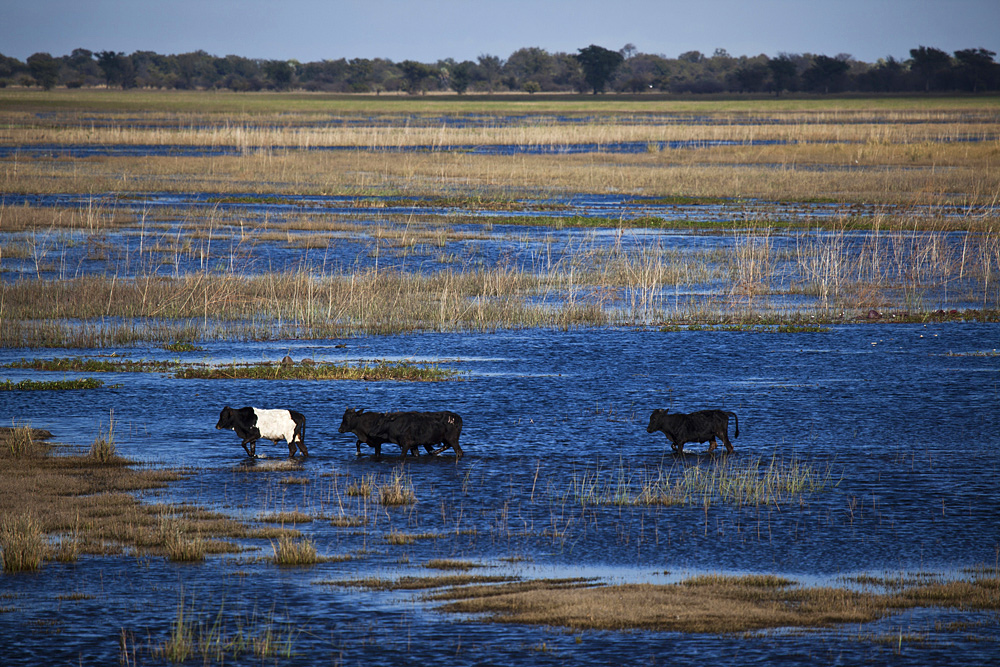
338, 408, 464, 459
647, 409, 738, 454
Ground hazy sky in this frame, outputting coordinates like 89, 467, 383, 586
3, 0, 998, 64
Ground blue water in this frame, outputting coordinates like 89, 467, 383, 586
1, 323, 999, 665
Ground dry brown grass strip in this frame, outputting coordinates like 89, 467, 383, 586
0, 424, 296, 562
432, 575, 1000, 634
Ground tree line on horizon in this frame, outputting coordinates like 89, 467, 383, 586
3, 43, 998, 96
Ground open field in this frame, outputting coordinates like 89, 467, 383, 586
2, 92, 999, 665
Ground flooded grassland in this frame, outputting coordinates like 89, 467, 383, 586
1, 92, 999, 665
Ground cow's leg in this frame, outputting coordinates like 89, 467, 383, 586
240, 436, 256, 457
721, 433, 734, 453
356, 439, 362, 456
240, 441, 253, 457
707, 438, 718, 453
297, 437, 308, 457
287, 439, 297, 457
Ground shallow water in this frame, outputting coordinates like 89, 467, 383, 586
1, 323, 999, 664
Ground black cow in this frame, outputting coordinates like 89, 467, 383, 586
216, 406, 307, 458
338, 408, 464, 459
338, 408, 390, 457
646, 409, 738, 454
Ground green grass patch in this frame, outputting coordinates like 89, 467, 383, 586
0, 378, 104, 391
175, 360, 456, 381
6, 357, 457, 382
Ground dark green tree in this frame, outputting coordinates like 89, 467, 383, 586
730, 62, 769, 93
954, 48, 998, 92
767, 54, 799, 95
449, 60, 477, 94
399, 60, 435, 93
263, 60, 294, 90
909, 46, 952, 91
477, 54, 504, 92
96, 50, 128, 87
575, 44, 624, 94
27, 52, 60, 89
802, 54, 850, 93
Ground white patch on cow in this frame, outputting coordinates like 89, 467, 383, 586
252, 408, 299, 445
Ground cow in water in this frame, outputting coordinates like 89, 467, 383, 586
646, 409, 738, 454
216, 406, 307, 458
338, 408, 464, 459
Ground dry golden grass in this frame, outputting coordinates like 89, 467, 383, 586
0, 424, 297, 562
432, 573, 1000, 634
5, 146, 997, 205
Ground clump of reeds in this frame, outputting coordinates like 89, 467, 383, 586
378, 469, 416, 506
345, 474, 375, 497
384, 531, 440, 545
4, 422, 35, 458
0, 514, 46, 573
569, 454, 835, 509
269, 535, 320, 566
89, 410, 119, 463
163, 526, 207, 563
155, 594, 298, 663
329, 514, 365, 528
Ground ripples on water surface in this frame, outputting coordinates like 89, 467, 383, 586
1, 324, 998, 665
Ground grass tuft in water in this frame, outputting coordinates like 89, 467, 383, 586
269, 535, 320, 566
570, 454, 836, 509
88, 411, 120, 463
378, 469, 417, 506
0, 514, 46, 573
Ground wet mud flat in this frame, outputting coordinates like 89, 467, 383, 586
1, 324, 999, 665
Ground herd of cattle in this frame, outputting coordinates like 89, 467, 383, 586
215, 405, 739, 460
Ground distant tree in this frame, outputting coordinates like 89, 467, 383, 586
856, 56, 907, 92
954, 48, 998, 92
620, 43, 638, 60
765, 55, 796, 95
504, 47, 556, 90
678, 50, 704, 64
802, 54, 850, 93
27, 52, 60, 89
614, 53, 665, 92
909, 46, 952, 91
449, 60, 477, 94
477, 54, 504, 92
398, 60, 435, 93
263, 60, 294, 90
730, 61, 769, 93
96, 50, 128, 87
575, 44, 624, 94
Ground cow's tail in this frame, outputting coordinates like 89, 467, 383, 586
293, 413, 306, 445
727, 411, 739, 438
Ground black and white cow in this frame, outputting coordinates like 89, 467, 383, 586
646, 409, 738, 454
216, 406, 307, 458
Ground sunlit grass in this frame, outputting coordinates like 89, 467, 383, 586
569, 454, 837, 509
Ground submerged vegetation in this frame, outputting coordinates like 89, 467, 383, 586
569, 455, 837, 509
4, 357, 456, 381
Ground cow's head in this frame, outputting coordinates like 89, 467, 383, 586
338, 407, 361, 433
216, 406, 234, 430
647, 408, 669, 433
